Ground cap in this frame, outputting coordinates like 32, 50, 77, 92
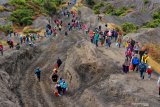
148, 66, 151, 68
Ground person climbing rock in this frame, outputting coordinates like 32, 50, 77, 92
122, 58, 130, 73
157, 76, 160, 97
57, 57, 62, 68
52, 72, 59, 82
139, 62, 147, 80
125, 48, 132, 61
15, 43, 20, 50
131, 55, 140, 72
146, 66, 153, 80
35, 67, 41, 82
117, 36, 122, 48
54, 82, 62, 96
60, 80, 68, 95
0, 43, 3, 56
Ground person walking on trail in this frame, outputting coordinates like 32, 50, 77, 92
54, 82, 62, 97
52, 72, 59, 82
60, 80, 68, 95
94, 32, 99, 47
141, 53, 149, 64
20, 35, 23, 44
117, 36, 122, 48
35, 67, 41, 82
57, 57, 62, 68
139, 47, 146, 62
157, 76, 160, 97
105, 36, 111, 48
125, 48, 132, 61
131, 55, 140, 72
139, 62, 147, 80
122, 58, 130, 73
146, 66, 153, 80
0, 43, 3, 56
133, 42, 140, 54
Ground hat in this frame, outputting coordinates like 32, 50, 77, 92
148, 66, 151, 68
36, 67, 40, 69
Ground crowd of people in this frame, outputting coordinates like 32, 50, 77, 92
1, 0, 160, 97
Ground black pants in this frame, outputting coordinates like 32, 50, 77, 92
37, 76, 40, 82
133, 64, 138, 71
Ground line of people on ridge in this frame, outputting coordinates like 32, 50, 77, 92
122, 38, 160, 97
34, 57, 68, 97
88, 27, 122, 48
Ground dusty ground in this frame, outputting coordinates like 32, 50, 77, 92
0, 2, 160, 107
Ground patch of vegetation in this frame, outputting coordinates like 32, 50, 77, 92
0, 24, 13, 34
121, 22, 137, 33
86, 0, 95, 6
23, 28, 39, 34
0, 5, 10, 12
112, 6, 128, 16
93, 2, 105, 14
8, 0, 61, 26
143, 0, 149, 4
143, 11, 160, 28
103, 3, 115, 15
103, 4, 131, 16
10, 9, 34, 26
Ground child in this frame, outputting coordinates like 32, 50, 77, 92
146, 66, 153, 80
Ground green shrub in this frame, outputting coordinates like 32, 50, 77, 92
153, 11, 160, 20
112, 6, 128, 16
103, 3, 115, 15
86, 0, 95, 6
10, 9, 34, 26
143, 19, 160, 28
93, 2, 104, 10
0, 24, 13, 34
143, 0, 149, 4
122, 22, 137, 33
94, 9, 100, 14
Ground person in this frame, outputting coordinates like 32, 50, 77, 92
106, 36, 111, 48
139, 62, 147, 80
117, 36, 122, 48
141, 53, 149, 64
0, 43, 3, 56
125, 48, 132, 61
94, 32, 99, 47
139, 47, 146, 62
52, 72, 59, 82
35, 67, 41, 82
157, 76, 160, 97
60, 80, 68, 95
146, 66, 153, 80
122, 58, 130, 73
133, 42, 140, 54
57, 57, 62, 68
131, 55, 140, 72
15, 43, 20, 50
54, 82, 62, 96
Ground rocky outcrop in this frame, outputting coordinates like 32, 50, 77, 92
0, 47, 41, 107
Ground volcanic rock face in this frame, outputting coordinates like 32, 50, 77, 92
0, 47, 41, 107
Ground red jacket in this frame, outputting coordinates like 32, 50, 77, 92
0, 44, 3, 50
146, 68, 153, 74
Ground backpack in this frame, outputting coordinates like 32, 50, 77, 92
52, 74, 58, 82
139, 64, 146, 71
132, 57, 139, 65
